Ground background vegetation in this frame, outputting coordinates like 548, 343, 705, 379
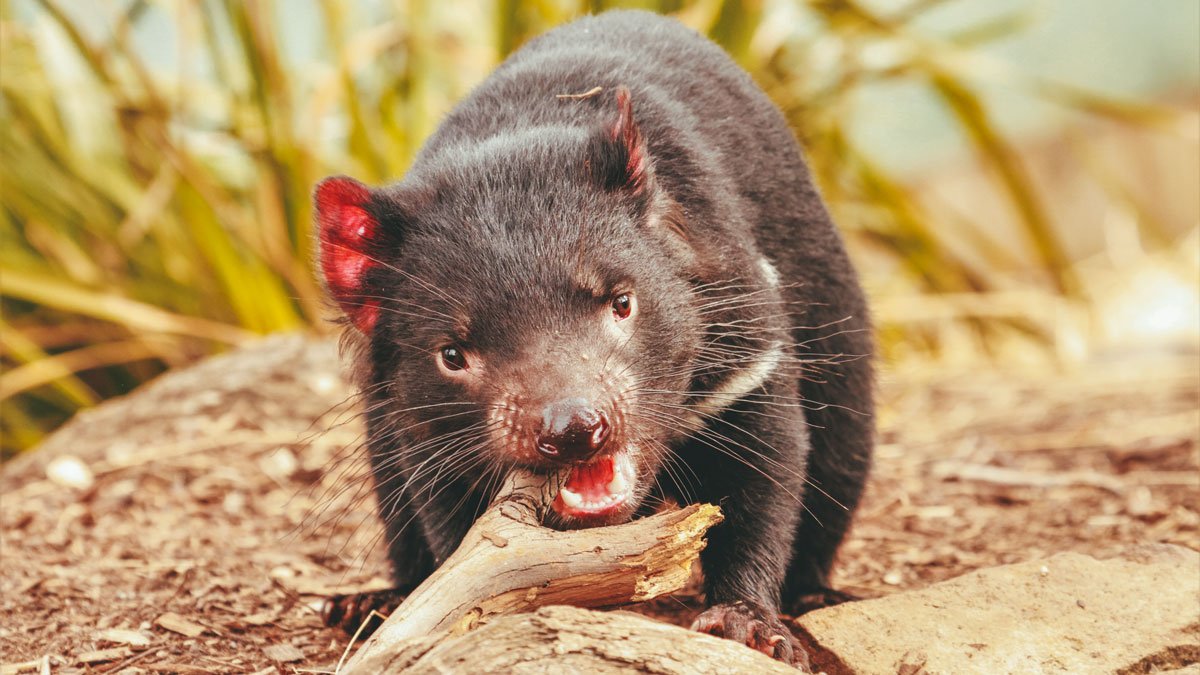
2, 0, 1196, 457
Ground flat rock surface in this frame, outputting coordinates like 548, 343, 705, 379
798, 545, 1200, 674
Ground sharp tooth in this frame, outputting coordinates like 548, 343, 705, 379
607, 470, 628, 495
559, 487, 583, 509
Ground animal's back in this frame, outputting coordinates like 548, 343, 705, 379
420, 16, 780, 211
420, 10, 867, 325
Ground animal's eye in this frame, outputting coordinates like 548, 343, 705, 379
611, 293, 635, 321
440, 346, 468, 371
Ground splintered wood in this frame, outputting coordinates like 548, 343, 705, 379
341, 469, 723, 672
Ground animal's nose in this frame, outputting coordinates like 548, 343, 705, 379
535, 399, 611, 461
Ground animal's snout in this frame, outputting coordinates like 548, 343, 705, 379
535, 399, 611, 462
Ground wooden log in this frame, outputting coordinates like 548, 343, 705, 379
341, 469, 724, 673
355, 605, 798, 674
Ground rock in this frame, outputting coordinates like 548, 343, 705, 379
45, 455, 93, 490
1, 334, 348, 486
796, 544, 1200, 674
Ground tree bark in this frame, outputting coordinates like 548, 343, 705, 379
341, 469, 725, 673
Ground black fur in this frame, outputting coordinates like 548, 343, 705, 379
316, 10, 873, 664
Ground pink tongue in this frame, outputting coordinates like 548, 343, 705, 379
564, 456, 615, 500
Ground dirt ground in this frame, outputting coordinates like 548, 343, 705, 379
2, 336, 1197, 674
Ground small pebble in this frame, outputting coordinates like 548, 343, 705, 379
257, 448, 298, 481
222, 491, 246, 515
1125, 486, 1161, 518
308, 373, 339, 395
46, 456, 94, 491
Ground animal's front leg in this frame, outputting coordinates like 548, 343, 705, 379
686, 403, 811, 668
323, 472, 485, 638
412, 475, 494, 566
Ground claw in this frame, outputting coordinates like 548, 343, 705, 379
691, 601, 809, 669
322, 587, 409, 638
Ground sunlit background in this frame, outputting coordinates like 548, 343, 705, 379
2, 0, 1197, 457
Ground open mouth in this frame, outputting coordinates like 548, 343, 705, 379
551, 451, 636, 519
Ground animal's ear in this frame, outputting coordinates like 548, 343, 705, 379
587, 87, 651, 194
314, 176, 382, 334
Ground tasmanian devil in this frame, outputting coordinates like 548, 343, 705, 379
313, 10, 873, 666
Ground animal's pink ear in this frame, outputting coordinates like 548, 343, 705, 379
611, 88, 649, 192
588, 87, 651, 193
314, 176, 380, 333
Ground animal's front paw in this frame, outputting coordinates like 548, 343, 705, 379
690, 601, 809, 670
321, 587, 409, 638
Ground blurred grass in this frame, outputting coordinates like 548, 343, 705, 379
0, 0, 1192, 457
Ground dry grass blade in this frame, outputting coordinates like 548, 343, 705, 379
1, 269, 254, 344
928, 72, 1076, 295
0, 322, 98, 408
0, 339, 174, 402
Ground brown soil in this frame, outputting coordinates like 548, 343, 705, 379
2, 336, 1196, 673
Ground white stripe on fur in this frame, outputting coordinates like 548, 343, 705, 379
682, 343, 783, 429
